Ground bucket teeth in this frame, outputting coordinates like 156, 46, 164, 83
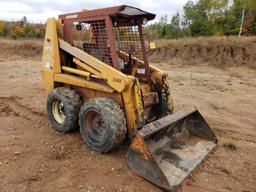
127, 108, 218, 191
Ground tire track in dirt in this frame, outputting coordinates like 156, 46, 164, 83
0, 96, 48, 128
185, 166, 254, 192
210, 124, 256, 143
186, 184, 224, 192
202, 169, 252, 183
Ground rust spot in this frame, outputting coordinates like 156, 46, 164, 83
130, 134, 151, 160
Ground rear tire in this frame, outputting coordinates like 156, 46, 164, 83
47, 87, 82, 133
79, 97, 127, 153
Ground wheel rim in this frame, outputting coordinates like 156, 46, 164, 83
52, 98, 66, 124
83, 111, 107, 143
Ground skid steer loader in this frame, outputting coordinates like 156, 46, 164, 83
41, 5, 218, 191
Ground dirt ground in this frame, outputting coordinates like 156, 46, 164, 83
0, 59, 256, 192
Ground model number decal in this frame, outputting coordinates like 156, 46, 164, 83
113, 78, 122, 84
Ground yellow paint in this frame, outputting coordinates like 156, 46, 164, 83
54, 73, 114, 93
150, 42, 156, 49
41, 18, 173, 138
41, 18, 61, 73
121, 82, 138, 137
134, 79, 145, 124
41, 18, 61, 94
41, 70, 54, 95
73, 58, 101, 77
56, 19, 63, 37
59, 39, 128, 93
140, 84, 150, 94
118, 51, 145, 67
61, 66, 90, 79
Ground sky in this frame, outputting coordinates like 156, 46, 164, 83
0, 0, 190, 23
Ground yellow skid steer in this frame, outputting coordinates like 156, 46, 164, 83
41, 5, 217, 191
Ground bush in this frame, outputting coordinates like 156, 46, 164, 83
11, 32, 17, 40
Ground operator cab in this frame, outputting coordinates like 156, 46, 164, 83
59, 5, 156, 82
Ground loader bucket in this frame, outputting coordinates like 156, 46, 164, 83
127, 107, 218, 191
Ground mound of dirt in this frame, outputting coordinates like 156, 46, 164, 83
149, 36, 256, 69
0, 39, 43, 60
1, 36, 256, 69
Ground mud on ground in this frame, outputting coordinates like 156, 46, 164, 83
0, 58, 255, 192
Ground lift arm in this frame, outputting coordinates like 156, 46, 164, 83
59, 39, 132, 93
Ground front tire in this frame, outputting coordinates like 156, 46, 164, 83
79, 97, 127, 153
47, 87, 82, 133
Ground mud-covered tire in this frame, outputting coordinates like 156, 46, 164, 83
47, 87, 82, 133
79, 97, 127, 153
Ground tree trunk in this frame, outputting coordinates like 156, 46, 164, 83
239, 9, 245, 36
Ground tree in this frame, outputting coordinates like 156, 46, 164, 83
226, 0, 256, 35
146, 0, 256, 38
20, 16, 27, 26
166, 12, 181, 39
183, 0, 215, 36
0, 16, 45, 39
183, 0, 239, 36
159, 14, 168, 37
0, 20, 5, 36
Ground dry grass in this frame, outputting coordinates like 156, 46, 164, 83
154, 36, 256, 48
0, 38, 43, 60
1, 36, 256, 69
150, 36, 256, 69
